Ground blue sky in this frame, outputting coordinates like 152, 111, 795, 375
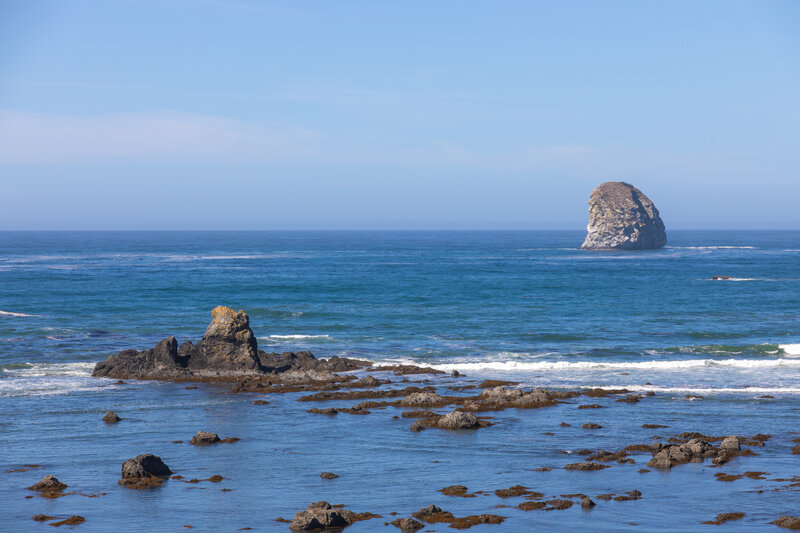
0, 0, 798, 230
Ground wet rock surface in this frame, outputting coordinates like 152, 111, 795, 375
390, 517, 425, 531
580, 181, 667, 250
288, 501, 376, 530
772, 516, 800, 529
190, 431, 221, 445
102, 411, 121, 423
119, 454, 172, 489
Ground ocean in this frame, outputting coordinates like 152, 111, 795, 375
2, 230, 800, 531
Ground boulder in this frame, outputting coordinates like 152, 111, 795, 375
102, 411, 121, 423
720, 436, 741, 453
289, 501, 354, 530
190, 431, 221, 445
28, 475, 67, 492
580, 182, 666, 250
119, 454, 172, 488
437, 411, 479, 430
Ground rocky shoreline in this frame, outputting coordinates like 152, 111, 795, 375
9, 308, 794, 529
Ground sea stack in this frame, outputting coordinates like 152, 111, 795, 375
580, 181, 666, 250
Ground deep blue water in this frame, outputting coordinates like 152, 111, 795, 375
2, 231, 800, 531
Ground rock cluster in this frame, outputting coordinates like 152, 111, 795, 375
647, 435, 739, 469
580, 182, 666, 250
92, 306, 368, 380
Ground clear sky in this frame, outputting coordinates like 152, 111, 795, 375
1, 0, 798, 230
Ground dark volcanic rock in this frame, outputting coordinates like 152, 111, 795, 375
580, 182, 666, 250
92, 307, 368, 381
119, 454, 172, 489
290, 501, 354, 530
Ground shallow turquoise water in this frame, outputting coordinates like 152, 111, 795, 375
2, 231, 800, 531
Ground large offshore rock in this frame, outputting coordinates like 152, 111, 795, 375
580, 182, 667, 250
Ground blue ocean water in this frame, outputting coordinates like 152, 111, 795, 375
2, 231, 800, 531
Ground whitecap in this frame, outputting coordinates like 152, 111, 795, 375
0, 310, 39, 317
425, 358, 800, 372
261, 334, 332, 340
780, 344, 800, 357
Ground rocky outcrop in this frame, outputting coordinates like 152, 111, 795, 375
92, 307, 369, 381
580, 182, 666, 250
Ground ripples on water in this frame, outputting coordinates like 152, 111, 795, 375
2, 231, 800, 530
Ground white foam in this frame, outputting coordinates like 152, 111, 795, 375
2, 362, 96, 377
425, 358, 800, 372
780, 344, 800, 357
709, 277, 759, 282
261, 334, 332, 340
616, 385, 800, 395
671, 246, 756, 250
0, 310, 39, 317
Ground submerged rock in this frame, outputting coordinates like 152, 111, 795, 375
580, 182, 666, 250
92, 307, 368, 381
102, 411, 121, 423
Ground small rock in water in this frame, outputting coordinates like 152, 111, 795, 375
49, 516, 86, 527
581, 496, 596, 508
390, 517, 425, 531
712, 275, 733, 280
437, 410, 479, 430
290, 501, 354, 530
102, 411, 121, 423
119, 454, 172, 489
190, 431, 221, 445
320, 472, 339, 479
28, 475, 67, 492
771, 516, 800, 530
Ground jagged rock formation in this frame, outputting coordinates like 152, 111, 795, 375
580, 182, 666, 250
92, 306, 369, 380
